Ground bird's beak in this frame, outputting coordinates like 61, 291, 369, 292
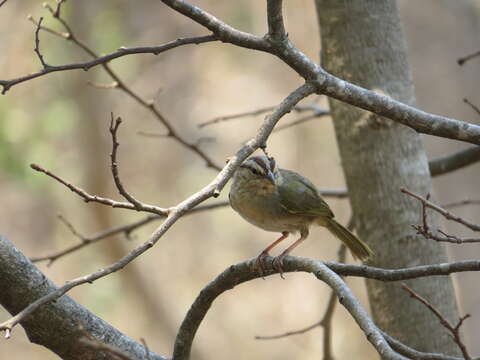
267, 170, 275, 184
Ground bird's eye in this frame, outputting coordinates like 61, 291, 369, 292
250, 168, 260, 175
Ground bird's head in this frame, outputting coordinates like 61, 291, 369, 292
234, 155, 278, 185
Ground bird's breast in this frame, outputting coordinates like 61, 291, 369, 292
229, 180, 311, 233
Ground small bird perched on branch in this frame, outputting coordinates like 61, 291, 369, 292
229, 155, 373, 277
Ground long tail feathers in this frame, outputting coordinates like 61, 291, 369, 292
325, 219, 373, 261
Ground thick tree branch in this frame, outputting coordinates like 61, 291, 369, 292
0, 236, 165, 360
266, 0, 287, 41
158, 0, 480, 145
173, 257, 411, 360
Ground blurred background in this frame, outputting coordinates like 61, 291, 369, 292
0, 1, 479, 359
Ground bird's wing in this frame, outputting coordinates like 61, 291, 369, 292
277, 169, 334, 218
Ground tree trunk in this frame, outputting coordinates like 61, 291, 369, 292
315, 1, 460, 355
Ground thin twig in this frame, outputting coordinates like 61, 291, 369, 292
30, 202, 228, 264
30, 163, 169, 215
109, 115, 144, 209
401, 188, 480, 231
458, 50, 480, 66
0, 0, 8, 8
198, 104, 327, 128
443, 199, 480, 209
464, 98, 480, 117
27, 14, 221, 170
401, 284, 472, 360
33, 17, 49, 69
0, 33, 219, 94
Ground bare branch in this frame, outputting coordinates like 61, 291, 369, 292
109, 115, 144, 209
0, 236, 166, 359
464, 98, 480, 117
198, 104, 326, 128
458, 50, 480, 66
266, 0, 287, 41
255, 246, 347, 360
401, 188, 480, 231
159, 0, 480, 145
27, 14, 221, 171
30, 163, 169, 215
0, 0, 8, 8
382, 330, 477, 360
1, 82, 317, 337
429, 145, 480, 176
443, 199, 480, 209
0, 34, 218, 94
402, 284, 472, 360
33, 17, 49, 69
30, 202, 228, 264
173, 257, 407, 360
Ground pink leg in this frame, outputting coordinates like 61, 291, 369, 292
255, 232, 289, 278
272, 231, 308, 278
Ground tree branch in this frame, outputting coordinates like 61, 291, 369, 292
401, 188, 480, 231
402, 284, 472, 360
266, 0, 287, 41
0, 236, 166, 360
173, 257, 410, 360
429, 146, 480, 176
1, 81, 317, 337
158, 0, 480, 145
28, 13, 221, 170
0, 34, 218, 94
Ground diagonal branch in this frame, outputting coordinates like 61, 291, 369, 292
159, 0, 480, 145
28, 13, 221, 170
401, 188, 480, 231
30, 163, 169, 215
429, 145, 480, 176
0, 81, 317, 338
402, 284, 471, 360
0, 235, 166, 360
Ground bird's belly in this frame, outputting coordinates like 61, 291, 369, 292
230, 191, 309, 233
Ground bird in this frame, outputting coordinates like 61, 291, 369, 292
229, 155, 373, 277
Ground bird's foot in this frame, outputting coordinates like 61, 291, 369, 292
272, 255, 286, 279
254, 251, 270, 279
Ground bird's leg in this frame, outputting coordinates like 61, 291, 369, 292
255, 232, 289, 278
272, 230, 308, 279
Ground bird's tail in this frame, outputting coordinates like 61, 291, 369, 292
324, 218, 373, 261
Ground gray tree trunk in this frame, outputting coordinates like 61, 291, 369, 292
315, 1, 460, 355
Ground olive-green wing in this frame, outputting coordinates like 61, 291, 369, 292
277, 169, 334, 218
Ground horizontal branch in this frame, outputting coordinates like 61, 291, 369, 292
0, 35, 218, 94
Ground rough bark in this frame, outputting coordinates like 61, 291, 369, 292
315, 0, 460, 354
0, 235, 166, 360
